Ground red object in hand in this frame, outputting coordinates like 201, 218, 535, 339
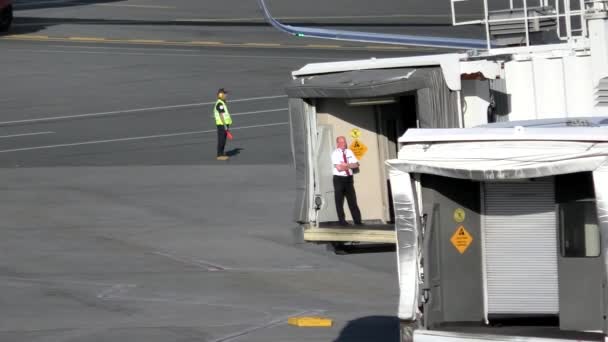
226, 130, 233, 140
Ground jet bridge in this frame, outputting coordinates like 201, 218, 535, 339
386, 124, 608, 341
271, 0, 608, 253
287, 56, 466, 250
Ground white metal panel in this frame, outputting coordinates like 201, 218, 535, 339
506, 54, 604, 120
563, 55, 594, 115
532, 58, 566, 119
313, 124, 337, 223
589, 18, 608, 88
483, 178, 559, 314
505, 60, 536, 121
414, 329, 598, 342
388, 168, 420, 321
462, 80, 491, 128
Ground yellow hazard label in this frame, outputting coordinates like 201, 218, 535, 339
453, 208, 466, 223
350, 128, 362, 139
349, 139, 368, 160
450, 225, 473, 254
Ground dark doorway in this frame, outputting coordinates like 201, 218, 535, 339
376, 94, 418, 223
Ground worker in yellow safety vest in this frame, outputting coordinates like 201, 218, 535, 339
214, 88, 232, 160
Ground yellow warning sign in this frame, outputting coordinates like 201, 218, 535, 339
453, 208, 466, 223
350, 128, 362, 139
450, 225, 473, 254
349, 139, 368, 160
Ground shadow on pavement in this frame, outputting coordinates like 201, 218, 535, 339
334, 316, 400, 342
14, 0, 123, 11
225, 148, 243, 157
4, 0, 124, 35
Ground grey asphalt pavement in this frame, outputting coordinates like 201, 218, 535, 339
0, 0, 476, 341
0, 165, 399, 342
10, 0, 490, 44
0, 41, 410, 167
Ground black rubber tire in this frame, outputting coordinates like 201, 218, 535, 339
0, 5, 13, 33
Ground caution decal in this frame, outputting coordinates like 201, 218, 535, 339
450, 225, 473, 254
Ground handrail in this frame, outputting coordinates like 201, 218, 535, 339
257, 0, 494, 50
451, 0, 594, 51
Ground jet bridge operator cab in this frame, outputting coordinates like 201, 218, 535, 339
386, 123, 608, 342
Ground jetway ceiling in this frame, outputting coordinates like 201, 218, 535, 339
286, 67, 436, 99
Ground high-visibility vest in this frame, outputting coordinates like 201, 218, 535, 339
214, 99, 232, 126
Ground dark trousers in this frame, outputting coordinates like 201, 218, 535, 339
216, 125, 229, 156
333, 175, 362, 224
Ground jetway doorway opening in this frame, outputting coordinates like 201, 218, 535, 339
377, 94, 418, 224
313, 94, 418, 228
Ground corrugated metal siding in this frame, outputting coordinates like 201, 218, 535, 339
483, 178, 559, 314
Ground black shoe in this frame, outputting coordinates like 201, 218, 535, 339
338, 221, 350, 227
354, 222, 364, 226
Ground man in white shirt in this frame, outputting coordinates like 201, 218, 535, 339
331, 136, 363, 226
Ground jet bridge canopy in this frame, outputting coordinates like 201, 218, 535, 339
286, 67, 460, 128
287, 66, 460, 233
288, 68, 430, 98
388, 127, 608, 180
385, 126, 608, 332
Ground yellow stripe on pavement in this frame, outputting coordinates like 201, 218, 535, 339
190, 41, 224, 45
288, 316, 333, 328
69, 37, 107, 41
306, 44, 341, 48
127, 39, 166, 43
4, 35, 49, 39
244, 42, 282, 47
0, 34, 428, 51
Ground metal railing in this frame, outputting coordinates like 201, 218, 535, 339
451, 0, 593, 51
586, 0, 608, 12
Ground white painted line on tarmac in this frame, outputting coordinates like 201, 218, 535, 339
0, 95, 286, 126
96, 284, 136, 299
0, 131, 54, 138
153, 251, 317, 273
153, 251, 227, 272
232, 108, 287, 117
0, 122, 288, 153
1, 275, 134, 287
